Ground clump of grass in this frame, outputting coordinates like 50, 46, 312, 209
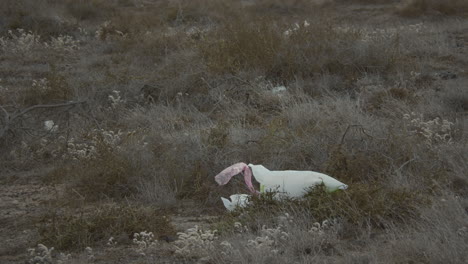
397, 0, 468, 16
64, 148, 136, 201
200, 19, 283, 76
237, 183, 427, 230
39, 204, 175, 250
200, 17, 408, 84
51, 129, 139, 202
324, 145, 390, 183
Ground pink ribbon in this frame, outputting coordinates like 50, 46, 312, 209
214, 163, 258, 194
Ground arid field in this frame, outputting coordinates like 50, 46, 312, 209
0, 0, 467, 263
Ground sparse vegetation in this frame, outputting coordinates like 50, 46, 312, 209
39, 204, 174, 251
398, 0, 468, 16
0, 0, 467, 263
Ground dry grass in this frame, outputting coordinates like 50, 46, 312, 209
398, 0, 468, 16
39, 203, 174, 250
0, 0, 467, 263
200, 17, 408, 83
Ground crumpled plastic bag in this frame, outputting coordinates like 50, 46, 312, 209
221, 194, 251, 211
215, 163, 348, 198
214, 162, 257, 194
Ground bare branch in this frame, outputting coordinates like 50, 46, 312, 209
0, 101, 86, 140
339, 125, 361, 145
339, 124, 388, 146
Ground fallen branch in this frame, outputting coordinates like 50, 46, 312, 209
0, 101, 86, 140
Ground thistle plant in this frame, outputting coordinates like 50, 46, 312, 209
56, 252, 72, 264
174, 225, 218, 258
403, 112, 454, 146
283, 20, 310, 36
84, 247, 95, 262
247, 225, 289, 254
27, 244, 53, 264
45, 35, 80, 52
66, 138, 98, 160
106, 236, 117, 247
108, 90, 125, 108
133, 231, 158, 256
233, 221, 249, 234
0, 29, 41, 53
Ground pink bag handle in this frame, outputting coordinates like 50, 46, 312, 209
215, 163, 258, 194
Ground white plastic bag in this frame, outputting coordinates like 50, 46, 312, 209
248, 164, 348, 197
215, 163, 347, 198
221, 194, 251, 211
